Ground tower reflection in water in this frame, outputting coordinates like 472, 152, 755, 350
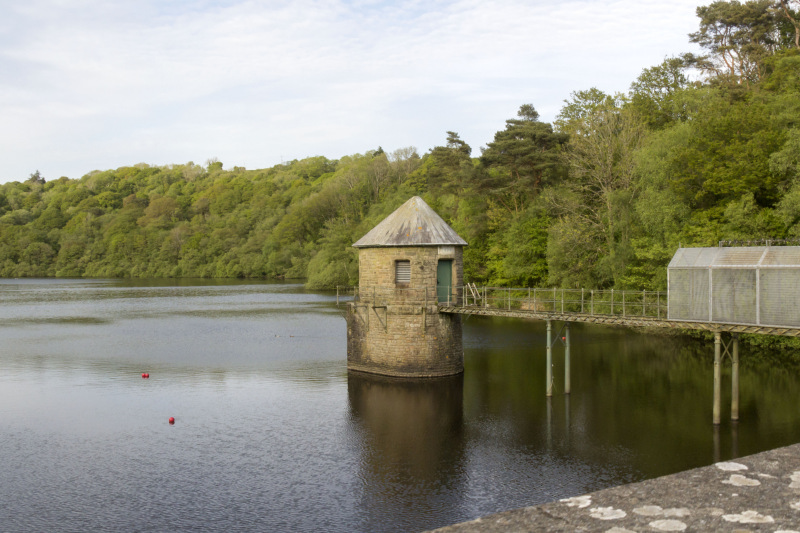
347, 372, 466, 531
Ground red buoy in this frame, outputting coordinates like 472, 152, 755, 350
168, 417, 175, 425
141, 373, 147, 378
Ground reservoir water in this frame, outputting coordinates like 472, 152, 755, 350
2, 279, 800, 532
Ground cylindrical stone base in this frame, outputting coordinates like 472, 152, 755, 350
346, 303, 463, 377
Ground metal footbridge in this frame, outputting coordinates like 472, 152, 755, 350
437, 285, 800, 338
338, 281, 800, 425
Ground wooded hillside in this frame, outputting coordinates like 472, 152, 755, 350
2, 0, 799, 290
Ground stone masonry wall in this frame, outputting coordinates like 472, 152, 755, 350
347, 245, 464, 377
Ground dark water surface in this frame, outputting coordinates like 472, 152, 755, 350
2, 279, 799, 532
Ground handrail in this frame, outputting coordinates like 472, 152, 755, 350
338, 285, 668, 319
451, 286, 667, 319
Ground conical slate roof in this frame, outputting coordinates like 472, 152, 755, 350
353, 196, 467, 248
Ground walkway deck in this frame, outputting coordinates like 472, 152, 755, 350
437, 286, 800, 337
438, 305, 800, 338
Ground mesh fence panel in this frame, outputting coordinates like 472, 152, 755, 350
697, 248, 721, 267
711, 269, 756, 324
666, 247, 800, 326
715, 248, 767, 266
669, 248, 714, 267
668, 248, 686, 268
762, 248, 800, 266
669, 269, 709, 321
759, 269, 800, 327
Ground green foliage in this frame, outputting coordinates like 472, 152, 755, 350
550, 100, 647, 287
555, 88, 620, 135
479, 105, 568, 214
3, 0, 799, 294
688, 0, 782, 86
642, 88, 786, 210
629, 56, 693, 129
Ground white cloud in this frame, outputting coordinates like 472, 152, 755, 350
0, 0, 706, 183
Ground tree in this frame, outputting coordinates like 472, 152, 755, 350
388, 147, 421, 183
554, 88, 618, 135
138, 196, 180, 228
551, 104, 648, 287
408, 132, 473, 195
629, 56, 693, 129
480, 105, 568, 213
653, 88, 786, 209
26, 170, 45, 185
778, 0, 800, 49
366, 152, 391, 201
688, 0, 782, 87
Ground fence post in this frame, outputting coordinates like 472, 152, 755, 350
591, 290, 594, 315
546, 320, 553, 397
528, 287, 531, 311
622, 291, 626, 317
508, 287, 511, 310
611, 289, 615, 315
642, 290, 646, 317
658, 292, 661, 319
713, 332, 721, 425
581, 288, 584, 313
565, 322, 571, 395
732, 333, 739, 421
561, 289, 565, 313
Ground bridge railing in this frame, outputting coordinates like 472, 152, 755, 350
458, 286, 668, 319
339, 285, 668, 319
343, 286, 457, 307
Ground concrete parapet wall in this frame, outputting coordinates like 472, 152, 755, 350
431, 442, 800, 532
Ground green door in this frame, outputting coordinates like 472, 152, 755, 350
437, 260, 453, 304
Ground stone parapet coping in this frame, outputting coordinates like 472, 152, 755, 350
430, 443, 800, 532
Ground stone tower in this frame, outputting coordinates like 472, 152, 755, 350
346, 196, 467, 377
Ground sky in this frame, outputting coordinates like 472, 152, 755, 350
0, 0, 708, 184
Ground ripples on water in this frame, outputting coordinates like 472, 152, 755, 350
1, 279, 800, 532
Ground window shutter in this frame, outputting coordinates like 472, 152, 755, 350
396, 260, 411, 284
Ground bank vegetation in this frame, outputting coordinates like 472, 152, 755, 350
1, 1, 799, 299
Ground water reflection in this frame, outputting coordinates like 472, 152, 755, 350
3, 280, 800, 532
347, 372, 466, 531
714, 423, 741, 463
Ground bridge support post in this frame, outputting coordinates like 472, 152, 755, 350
713, 331, 721, 425
564, 322, 571, 395
546, 397, 553, 450
546, 320, 553, 397
732, 333, 739, 421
